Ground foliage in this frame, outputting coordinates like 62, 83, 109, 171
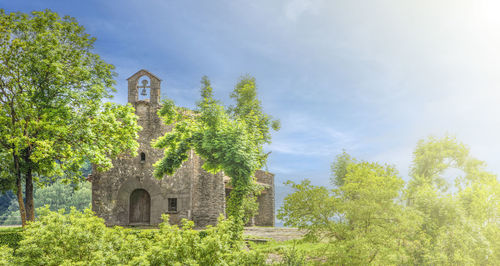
34, 180, 91, 212
405, 135, 500, 265
250, 239, 330, 265
329, 162, 414, 265
277, 180, 337, 240
0, 211, 21, 226
146, 215, 265, 265
0, 245, 14, 266
0, 9, 140, 225
0, 192, 14, 215
278, 240, 307, 266
0, 180, 91, 225
242, 180, 265, 224
0, 229, 22, 250
330, 150, 356, 188
279, 136, 500, 265
280, 161, 411, 264
153, 76, 278, 233
15, 207, 116, 265
0, 207, 265, 265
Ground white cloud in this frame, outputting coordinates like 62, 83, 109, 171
266, 112, 358, 157
284, 0, 322, 21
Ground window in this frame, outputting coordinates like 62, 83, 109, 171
140, 152, 146, 163
168, 198, 177, 212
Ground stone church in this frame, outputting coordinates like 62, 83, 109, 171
91, 70, 275, 227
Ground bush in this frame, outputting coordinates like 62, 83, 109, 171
14, 206, 153, 265
279, 241, 307, 266
0, 245, 14, 266
10, 207, 264, 265
0, 230, 22, 250
146, 215, 265, 265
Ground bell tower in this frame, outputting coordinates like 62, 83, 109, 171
127, 69, 162, 105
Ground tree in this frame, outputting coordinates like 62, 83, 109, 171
0, 180, 92, 225
34, 180, 91, 213
0, 10, 140, 226
406, 135, 500, 264
153, 76, 278, 234
279, 157, 415, 264
330, 149, 357, 188
277, 179, 338, 240
279, 136, 500, 264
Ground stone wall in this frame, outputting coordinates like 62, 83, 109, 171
254, 170, 275, 226
92, 99, 194, 226
191, 156, 226, 227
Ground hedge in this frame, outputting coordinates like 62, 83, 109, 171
0, 229, 22, 250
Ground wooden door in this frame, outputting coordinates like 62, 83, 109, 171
129, 189, 150, 224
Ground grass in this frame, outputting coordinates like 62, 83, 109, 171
0, 227, 22, 233
251, 239, 329, 253
243, 234, 272, 240
248, 238, 331, 265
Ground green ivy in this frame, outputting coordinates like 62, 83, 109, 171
153, 76, 279, 236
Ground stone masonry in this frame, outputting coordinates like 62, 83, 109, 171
91, 70, 275, 227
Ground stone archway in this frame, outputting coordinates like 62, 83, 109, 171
129, 189, 151, 224
115, 176, 162, 225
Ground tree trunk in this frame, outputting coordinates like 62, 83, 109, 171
13, 153, 27, 227
25, 169, 34, 221
24, 151, 35, 221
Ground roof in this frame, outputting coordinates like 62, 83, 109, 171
126, 69, 162, 81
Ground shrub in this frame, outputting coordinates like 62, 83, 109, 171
0, 229, 22, 250
11, 207, 264, 265
14, 206, 147, 265
146, 215, 265, 265
0, 245, 14, 266
279, 241, 306, 266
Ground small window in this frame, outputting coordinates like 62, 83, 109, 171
140, 152, 146, 163
168, 198, 177, 212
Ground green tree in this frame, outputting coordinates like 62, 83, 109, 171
34, 180, 91, 212
0, 180, 91, 225
279, 158, 416, 264
406, 136, 500, 264
332, 161, 414, 264
277, 179, 338, 240
330, 150, 357, 188
280, 136, 500, 264
153, 76, 278, 235
0, 10, 140, 226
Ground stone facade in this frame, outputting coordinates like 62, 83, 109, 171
91, 70, 274, 227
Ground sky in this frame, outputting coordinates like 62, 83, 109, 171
3, 0, 500, 189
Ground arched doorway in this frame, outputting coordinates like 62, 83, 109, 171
129, 189, 150, 224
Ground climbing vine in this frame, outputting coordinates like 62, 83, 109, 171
153, 76, 279, 234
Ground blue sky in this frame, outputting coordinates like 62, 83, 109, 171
4, 0, 500, 188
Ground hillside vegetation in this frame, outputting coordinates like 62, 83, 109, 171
278, 136, 500, 265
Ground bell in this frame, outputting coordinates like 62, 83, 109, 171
140, 88, 147, 96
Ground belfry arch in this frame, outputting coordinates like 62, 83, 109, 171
127, 69, 162, 105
